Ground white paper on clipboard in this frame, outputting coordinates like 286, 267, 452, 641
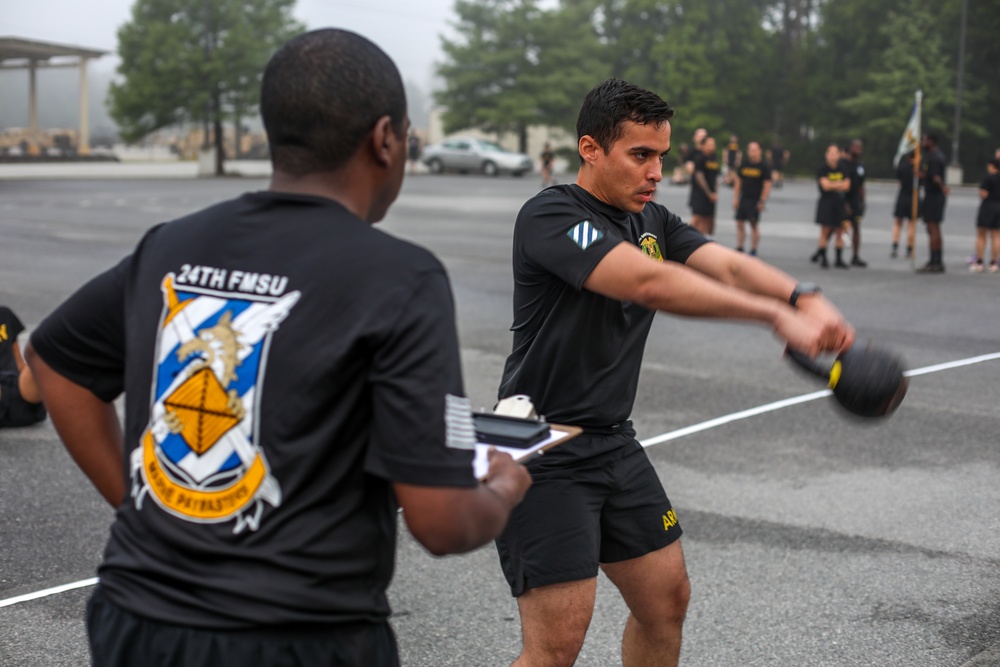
473, 424, 581, 479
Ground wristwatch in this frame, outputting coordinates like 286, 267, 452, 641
789, 282, 821, 308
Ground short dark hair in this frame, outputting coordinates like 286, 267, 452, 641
576, 79, 675, 163
924, 132, 940, 146
260, 29, 407, 175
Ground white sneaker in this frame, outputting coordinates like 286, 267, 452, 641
989, 263, 999, 274
970, 263, 984, 273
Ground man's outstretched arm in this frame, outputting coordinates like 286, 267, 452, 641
684, 242, 854, 352
583, 242, 853, 356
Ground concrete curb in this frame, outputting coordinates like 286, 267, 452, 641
0, 160, 273, 180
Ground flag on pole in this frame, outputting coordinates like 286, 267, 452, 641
893, 90, 922, 168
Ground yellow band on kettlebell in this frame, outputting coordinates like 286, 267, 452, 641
828, 360, 842, 389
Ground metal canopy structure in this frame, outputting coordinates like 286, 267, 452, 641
0, 37, 109, 156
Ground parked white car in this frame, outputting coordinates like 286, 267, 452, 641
421, 137, 533, 177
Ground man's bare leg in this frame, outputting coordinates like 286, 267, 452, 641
601, 540, 690, 667
513, 578, 597, 667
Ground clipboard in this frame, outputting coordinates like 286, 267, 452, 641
473, 423, 581, 480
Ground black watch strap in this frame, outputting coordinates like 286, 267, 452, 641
789, 283, 821, 308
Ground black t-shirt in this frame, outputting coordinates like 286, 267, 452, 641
896, 154, 919, 194
925, 149, 947, 194
30, 191, 477, 629
816, 162, 848, 200
725, 143, 740, 168
845, 157, 865, 207
693, 152, 720, 192
498, 184, 708, 457
816, 162, 848, 224
541, 149, 554, 166
0, 306, 25, 373
980, 172, 1000, 204
736, 161, 772, 202
690, 152, 720, 209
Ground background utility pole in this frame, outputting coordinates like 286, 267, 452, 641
950, 0, 967, 168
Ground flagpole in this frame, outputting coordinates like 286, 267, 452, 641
911, 90, 922, 271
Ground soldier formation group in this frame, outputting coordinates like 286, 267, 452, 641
675, 130, 1000, 274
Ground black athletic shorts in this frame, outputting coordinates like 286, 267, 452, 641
0, 370, 46, 428
815, 197, 847, 228
494, 425, 683, 597
977, 202, 1000, 229
86, 587, 400, 667
735, 199, 761, 224
893, 191, 921, 220
846, 199, 864, 225
923, 192, 947, 222
690, 190, 716, 217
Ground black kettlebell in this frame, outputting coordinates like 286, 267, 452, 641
788, 342, 909, 418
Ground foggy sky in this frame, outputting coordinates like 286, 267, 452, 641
1, 0, 456, 132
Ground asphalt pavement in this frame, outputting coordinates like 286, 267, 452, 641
1, 166, 998, 666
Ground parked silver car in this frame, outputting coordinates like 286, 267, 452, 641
421, 137, 533, 176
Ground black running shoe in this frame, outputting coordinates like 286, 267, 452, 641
916, 263, 945, 274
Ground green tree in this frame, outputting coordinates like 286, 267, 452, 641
838, 0, 984, 177
108, 0, 303, 174
932, 0, 1000, 177
584, 0, 779, 146
435, 0, 605, 151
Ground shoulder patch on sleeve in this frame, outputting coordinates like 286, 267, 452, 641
566, 220, 605, 250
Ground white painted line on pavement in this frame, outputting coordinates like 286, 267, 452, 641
641, 351, 1000, 448
3, 352, 998, 611
901, 351, 1000, 377
640, 389, 832, 447
0, 577, 98, 609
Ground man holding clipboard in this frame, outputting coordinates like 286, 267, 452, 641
24, 29, 532, 667
494, 79, 855, 667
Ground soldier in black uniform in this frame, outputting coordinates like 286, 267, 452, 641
540, 142, 556, 188
0, 306, 45, 428
891, 150, 921, 259
810, 143, 852, 269
25, 29, 531, 667
916, 132, 950, 273
406, 131, 421, 174
723, 134, 741, 187
767, 141, 790, 188
683, 127, 707, 179
493, 78, 855, 667
732, 141, 772, 255
843, 139, 867, 267
971, 158, 1000, 273
689, 135, 720, 236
